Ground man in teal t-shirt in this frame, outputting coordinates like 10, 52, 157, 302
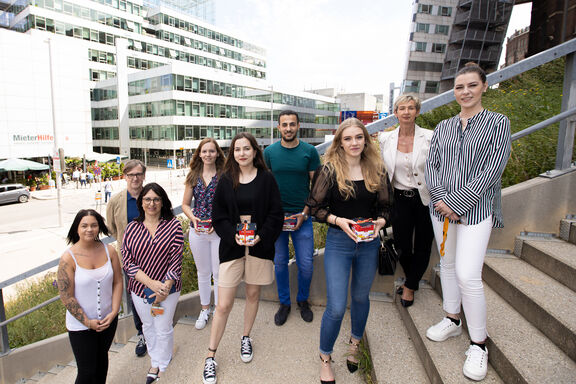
264, 110, 320, 326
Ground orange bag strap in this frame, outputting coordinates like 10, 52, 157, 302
440, 217, 449, 257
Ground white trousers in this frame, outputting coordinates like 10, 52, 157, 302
131, 291, 180, 371
431, 215, 492, 342
189, 230, 220, 306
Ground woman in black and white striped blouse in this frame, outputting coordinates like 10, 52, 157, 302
424, 63, 511, 382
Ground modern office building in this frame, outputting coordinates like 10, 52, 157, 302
0, 29, 93, 160
402, 0, 514, 98
439, 0, 513, 92
402, 0, 458, 100
92, 56, 339, 165
0, 0, 339, 163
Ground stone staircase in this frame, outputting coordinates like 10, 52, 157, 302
16, 219, 576, 383
368, 217, 576, 384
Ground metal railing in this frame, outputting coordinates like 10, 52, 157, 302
1, 38, 575, 356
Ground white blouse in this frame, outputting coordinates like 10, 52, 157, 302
393, 150, 417, 191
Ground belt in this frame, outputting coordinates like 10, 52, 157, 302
395, 188, 417, 198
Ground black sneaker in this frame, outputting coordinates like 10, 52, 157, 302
202, 357, 217, 384
135, 333, 147, 357
297, 301, 313, 322
240, 336, 253, 363
274, 303, 291, 326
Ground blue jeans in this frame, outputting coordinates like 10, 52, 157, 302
319, 227, 379, 355
274, 217, 314, 305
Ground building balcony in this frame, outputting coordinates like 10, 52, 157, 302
450, 29, 504, 44
445, 45, 500, 63
454, 7, 511, 26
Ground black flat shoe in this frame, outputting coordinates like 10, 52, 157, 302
320, 354, 335, 384
400, 298, 414, 307
346, 359, 359, 373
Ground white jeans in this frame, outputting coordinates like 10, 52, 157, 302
131, 291, 180, 371
189, 230, 220, 306
431, 215, 493, 342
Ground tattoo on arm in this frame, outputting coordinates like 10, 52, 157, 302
57, 259, 89, 327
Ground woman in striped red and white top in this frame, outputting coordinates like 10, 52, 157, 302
424, 63, 511, 382
122, 182, 183, 384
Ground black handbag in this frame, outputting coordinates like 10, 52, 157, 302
378, 227, 399, 275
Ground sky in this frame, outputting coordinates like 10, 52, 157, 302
214, 1, 532, 95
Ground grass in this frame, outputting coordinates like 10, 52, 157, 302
6, 273, 66, 349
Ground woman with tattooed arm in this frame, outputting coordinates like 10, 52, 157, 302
57, 209, 123, 384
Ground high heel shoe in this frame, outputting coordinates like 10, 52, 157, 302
346, 338, 360, 373
320, 354, 335, 384
398, 285, 414, 307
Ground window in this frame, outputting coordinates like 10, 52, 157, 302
436, 25, 449, 35
438, 6, 452, 17
404, 80, 420, 93
425, 81, 439, 94
417, 4, 432, 14
432, 43, 446, 53
416, 23, 430, 33
414, 42, 427, 52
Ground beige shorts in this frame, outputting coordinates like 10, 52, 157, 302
219, 255, 274, 288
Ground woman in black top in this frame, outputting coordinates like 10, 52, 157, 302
308, 118, 392, 384
202, 132, 283, 384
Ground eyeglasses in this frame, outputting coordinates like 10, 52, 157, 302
143, 197, 162, 205
126, 173, 145, 179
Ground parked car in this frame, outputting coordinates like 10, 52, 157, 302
0, 184, 30, 204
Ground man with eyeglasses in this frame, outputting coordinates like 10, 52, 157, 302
106, 159, 148, 357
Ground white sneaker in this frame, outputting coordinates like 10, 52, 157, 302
195, 308, 211, 330
426, 317, 462, 341
463, 345, 488, 381
240, 336, 253, 363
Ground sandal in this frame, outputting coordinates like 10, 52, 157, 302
320, 354, 335, 384
346, 338, 360, 373
146, 367, 160, 384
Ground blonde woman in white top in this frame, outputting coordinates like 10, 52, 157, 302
378, 94, 433, 307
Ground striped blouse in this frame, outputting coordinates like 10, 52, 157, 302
425, 109, 511, 228
122, 217, 184, 297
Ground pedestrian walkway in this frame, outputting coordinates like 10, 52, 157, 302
36, 299, 366, 384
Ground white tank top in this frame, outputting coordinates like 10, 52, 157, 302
65, 245, 114, 331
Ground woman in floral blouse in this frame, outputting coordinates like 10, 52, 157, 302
182, 138, 226, 330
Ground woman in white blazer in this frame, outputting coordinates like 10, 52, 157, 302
378, 94, 434, 307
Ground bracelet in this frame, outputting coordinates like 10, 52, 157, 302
334, 217, 339, 226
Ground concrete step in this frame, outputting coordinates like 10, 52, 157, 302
35, 363, 76, 384
32, 299, 365, 384
515, 237, 576, 291
366, 299, 430, 384
397, 287, 503, 384
483, 284, 576, 383
483, 255, 576, 361
559, 218, 576, 245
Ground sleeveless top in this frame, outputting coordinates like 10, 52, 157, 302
65, 244, 114, 332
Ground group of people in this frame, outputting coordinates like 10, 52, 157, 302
56, 63, 511, 384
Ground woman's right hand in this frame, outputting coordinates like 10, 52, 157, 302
190, 216, 199, 232
336, 217, 358, 242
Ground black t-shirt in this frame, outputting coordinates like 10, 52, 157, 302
329, 180, 376, 221
235, 178, 257, 216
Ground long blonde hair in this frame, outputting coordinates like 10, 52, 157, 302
324, 118, 385, 200
185, 138, 225, 187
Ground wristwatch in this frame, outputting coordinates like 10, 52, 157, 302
300, 212, 309, 220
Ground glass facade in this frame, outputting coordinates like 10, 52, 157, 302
126, 74, 339, 112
